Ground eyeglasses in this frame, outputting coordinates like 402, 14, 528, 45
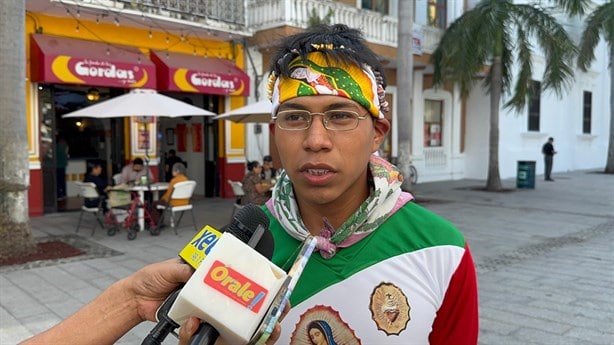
275, 110, 369, 131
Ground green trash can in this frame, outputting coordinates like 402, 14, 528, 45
517, 161, 536, 189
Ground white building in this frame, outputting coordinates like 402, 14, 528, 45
245, 0, 611, 183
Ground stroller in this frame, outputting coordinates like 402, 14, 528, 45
105, 188, 160, 240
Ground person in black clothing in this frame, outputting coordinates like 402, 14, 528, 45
164, 149, 186, 182
83, 160, 111, 212
541, 137, 557, 181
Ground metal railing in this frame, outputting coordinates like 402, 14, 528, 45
116, 0, 247, 26
248, 0, 443, 52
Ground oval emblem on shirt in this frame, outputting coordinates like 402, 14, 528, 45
369, 282, 410, 335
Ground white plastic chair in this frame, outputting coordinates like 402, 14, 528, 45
156, 180, 197, 234
227, 180, 245, 221
75, 182, 105, 235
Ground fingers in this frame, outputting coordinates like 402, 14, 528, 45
130, 259, 195, 322
280, 301, 291, 320
265, 301, 290, 345
265, 323, 282, 345
178, 317, 200, 345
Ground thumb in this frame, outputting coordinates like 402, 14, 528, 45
178, 317, 200, 345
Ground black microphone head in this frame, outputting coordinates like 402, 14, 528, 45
223, 204, 275, 259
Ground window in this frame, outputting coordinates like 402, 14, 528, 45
427, 0, 447, 29
527, 80, 541, 132
424, 99, 443, 147
583, 91, 592, 134
361, 0, 388, 15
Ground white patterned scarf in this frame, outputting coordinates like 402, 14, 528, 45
266, 155, 414, 259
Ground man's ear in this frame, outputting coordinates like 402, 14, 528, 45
372, 118, 390, 152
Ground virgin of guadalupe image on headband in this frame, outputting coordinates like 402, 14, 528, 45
289, 66, 347, 98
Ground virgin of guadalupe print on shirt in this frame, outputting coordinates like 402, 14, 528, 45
289, 305, 361, 345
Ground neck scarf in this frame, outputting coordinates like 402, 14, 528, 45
266, 155, 414, 259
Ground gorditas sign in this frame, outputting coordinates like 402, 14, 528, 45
30, 34, 156, 89
151, 50, 249, 96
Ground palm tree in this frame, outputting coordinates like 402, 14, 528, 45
432, 0, 577, 191
0, 0, 37, 259
575, 1, 614, 173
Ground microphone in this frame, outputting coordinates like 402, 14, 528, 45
167, 205, 286, 345
141, 204, 274, 345
186, 234, 318, 345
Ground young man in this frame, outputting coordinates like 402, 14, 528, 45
264, 24, 478, 344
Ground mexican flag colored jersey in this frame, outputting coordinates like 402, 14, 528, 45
265, 201, 478, 345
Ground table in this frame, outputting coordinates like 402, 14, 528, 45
129, 182, 169, 231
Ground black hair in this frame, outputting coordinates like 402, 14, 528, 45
86, 160, 102, 175
247, 160, 261, 171
263, 155, 273, 162
169, 149, 176, 155
268, 24, 386, 88
133, 158, 144, 165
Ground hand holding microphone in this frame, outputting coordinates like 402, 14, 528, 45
142, 204, 276, 345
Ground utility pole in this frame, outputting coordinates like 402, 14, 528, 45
396, 0, 414, 191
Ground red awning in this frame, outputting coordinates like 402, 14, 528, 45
30, 34, 156, 89
151, 50, 249, 96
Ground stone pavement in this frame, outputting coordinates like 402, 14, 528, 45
1, 170, 612, 344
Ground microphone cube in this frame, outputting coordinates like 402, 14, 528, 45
168, 233, 287, 344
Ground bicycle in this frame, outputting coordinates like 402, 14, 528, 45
105, 189, 160, 240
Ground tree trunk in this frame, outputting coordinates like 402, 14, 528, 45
396, 0, 414, 191
0, 0, 36, 259
604, 47, 614, 174
486, 56, 503, 191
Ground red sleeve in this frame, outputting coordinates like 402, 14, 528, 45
429, 244, 479, 345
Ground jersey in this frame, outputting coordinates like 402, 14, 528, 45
266, 201, 478, 345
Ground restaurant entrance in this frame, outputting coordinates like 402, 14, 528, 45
38, 84, 126, 212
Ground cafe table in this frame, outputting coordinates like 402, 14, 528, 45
129, 182, 169, 231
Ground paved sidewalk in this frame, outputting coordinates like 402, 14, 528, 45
1, 170, 613, 344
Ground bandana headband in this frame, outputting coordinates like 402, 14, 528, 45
268, 52, 388, 119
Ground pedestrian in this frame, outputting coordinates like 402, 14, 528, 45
542, 137, 557, 181
165, 149, 186, 182
260, 24, 479, 344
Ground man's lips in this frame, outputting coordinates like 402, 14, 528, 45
299, 164, 336, 185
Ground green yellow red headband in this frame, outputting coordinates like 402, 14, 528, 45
268, 52, 388, 119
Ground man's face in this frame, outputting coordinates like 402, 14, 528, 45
273, 95, 389, 208
263, 161, 273, 170
133, 164, 143, 172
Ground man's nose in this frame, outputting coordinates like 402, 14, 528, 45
302, 115, 332, 150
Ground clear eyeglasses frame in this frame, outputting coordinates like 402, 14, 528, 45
274, 109, 369, 131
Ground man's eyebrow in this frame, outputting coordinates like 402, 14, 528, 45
278, 101, 360, 112
278, 103, 309, 111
